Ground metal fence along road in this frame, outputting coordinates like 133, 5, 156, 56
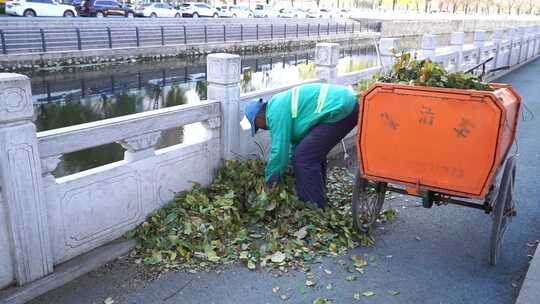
0, 20, 380, 55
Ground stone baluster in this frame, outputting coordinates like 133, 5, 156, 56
522, 27, 528, 59
421, 34, 437, 60
536, 26, 540, 55
41, 155, 62, 184
492, 30, 503, 69
517, 27, 525, 64
450, 32, 464, 72
527, 26, 536, 58
0, 73, 53, 285
315, 43, 339, 83
202, 116, 222, 167
473, 31, 486, 64
532, 26, 540, 56
118, 131, 162, 162
206, 53, 241, 161
507, 28, 516, 66
378, 38, 400, 72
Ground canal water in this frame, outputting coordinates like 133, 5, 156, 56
30, 45, 377, 177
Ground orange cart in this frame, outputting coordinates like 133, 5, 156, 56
353, 82, 521, 265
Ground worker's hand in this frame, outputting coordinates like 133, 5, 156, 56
264, 173, 280, 193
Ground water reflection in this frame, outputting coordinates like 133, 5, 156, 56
30, 46, 377, 177
39, 84, 189, 177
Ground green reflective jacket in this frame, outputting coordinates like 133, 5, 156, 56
265, 83, 357, 182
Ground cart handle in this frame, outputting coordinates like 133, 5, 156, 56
464, 57, 511, 81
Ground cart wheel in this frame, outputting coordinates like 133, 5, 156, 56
489, 156, 517, 266
352, 172, 387, 233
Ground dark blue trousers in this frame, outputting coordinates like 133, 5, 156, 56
293, 104, 359, 208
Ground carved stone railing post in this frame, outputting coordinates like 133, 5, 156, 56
118, 131, 162, 162
492, 30, 503, 69
421, 34, 437, 60
315, 43, 339, 83
450, 32, 464, 71
523, 26, 530, 60
207, 53, 241, 161
532, 26, 540, 56
473, 30, 485, 64
535, 26, 540, 55
378, 38, 400, 72
517, 27, 525, 64
0, 73, 53, 285
507, 28, 516, 66
536, 26, 540, 55
527, 26, 536, 59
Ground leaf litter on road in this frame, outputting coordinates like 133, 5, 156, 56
127, 160, 396, 272
362, 290, 376, 297
388, 289, 400, 296
313, 298, 333, 304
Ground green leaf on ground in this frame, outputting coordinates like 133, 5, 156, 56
103, 297, 115, 304
271, 251, 286, 263
345, 275, 358, 282
362, 291, 376, 297
313, 298, 333, 304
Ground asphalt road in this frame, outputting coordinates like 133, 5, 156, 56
29, 58, 540, 304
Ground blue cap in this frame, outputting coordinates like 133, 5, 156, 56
244, 98, 264, 137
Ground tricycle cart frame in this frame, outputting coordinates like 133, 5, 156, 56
351, 60, 520, 265
351, 155, 517, 265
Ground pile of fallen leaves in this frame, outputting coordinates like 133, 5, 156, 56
127, 160, 377, 271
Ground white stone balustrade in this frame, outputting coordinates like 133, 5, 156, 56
378, 37, 400, 71
315, 43, 340, 83
0, 26, 539, 303
0, 74, 53, 286
421, 34, 437, 60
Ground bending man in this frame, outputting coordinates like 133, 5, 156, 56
244, 83, 358, 208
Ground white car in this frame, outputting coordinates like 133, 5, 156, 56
306, 8, 332, 18
134, 3, 181, 18
278, 7, 306, 18
230, 5, 253, 18
218, 5, 253, 18
332, 8, 350, 18
217, 5, 233, 17
253, 4, 278, 18
180, 2, 218, 18
6, 0, 77, 17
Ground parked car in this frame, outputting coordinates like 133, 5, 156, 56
180, 2, 218, 18
332, 8, 349, 18
217, 5, 232, 17
306, 8, 331, 18
218, 5, 252, 18
253, 4, 277, 18
231, 5, 253, 18
6, 0, 77, 17
60, 0, 81, 6
135, 2, 181, 17
278, 7, 306, 18
77, 0, 134, 17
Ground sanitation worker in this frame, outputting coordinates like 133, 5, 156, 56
244, 83, 358, 208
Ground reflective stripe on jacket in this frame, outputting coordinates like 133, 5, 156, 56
265, 83, 357, 182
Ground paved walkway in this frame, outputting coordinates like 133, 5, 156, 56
30, 59, 540, 304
